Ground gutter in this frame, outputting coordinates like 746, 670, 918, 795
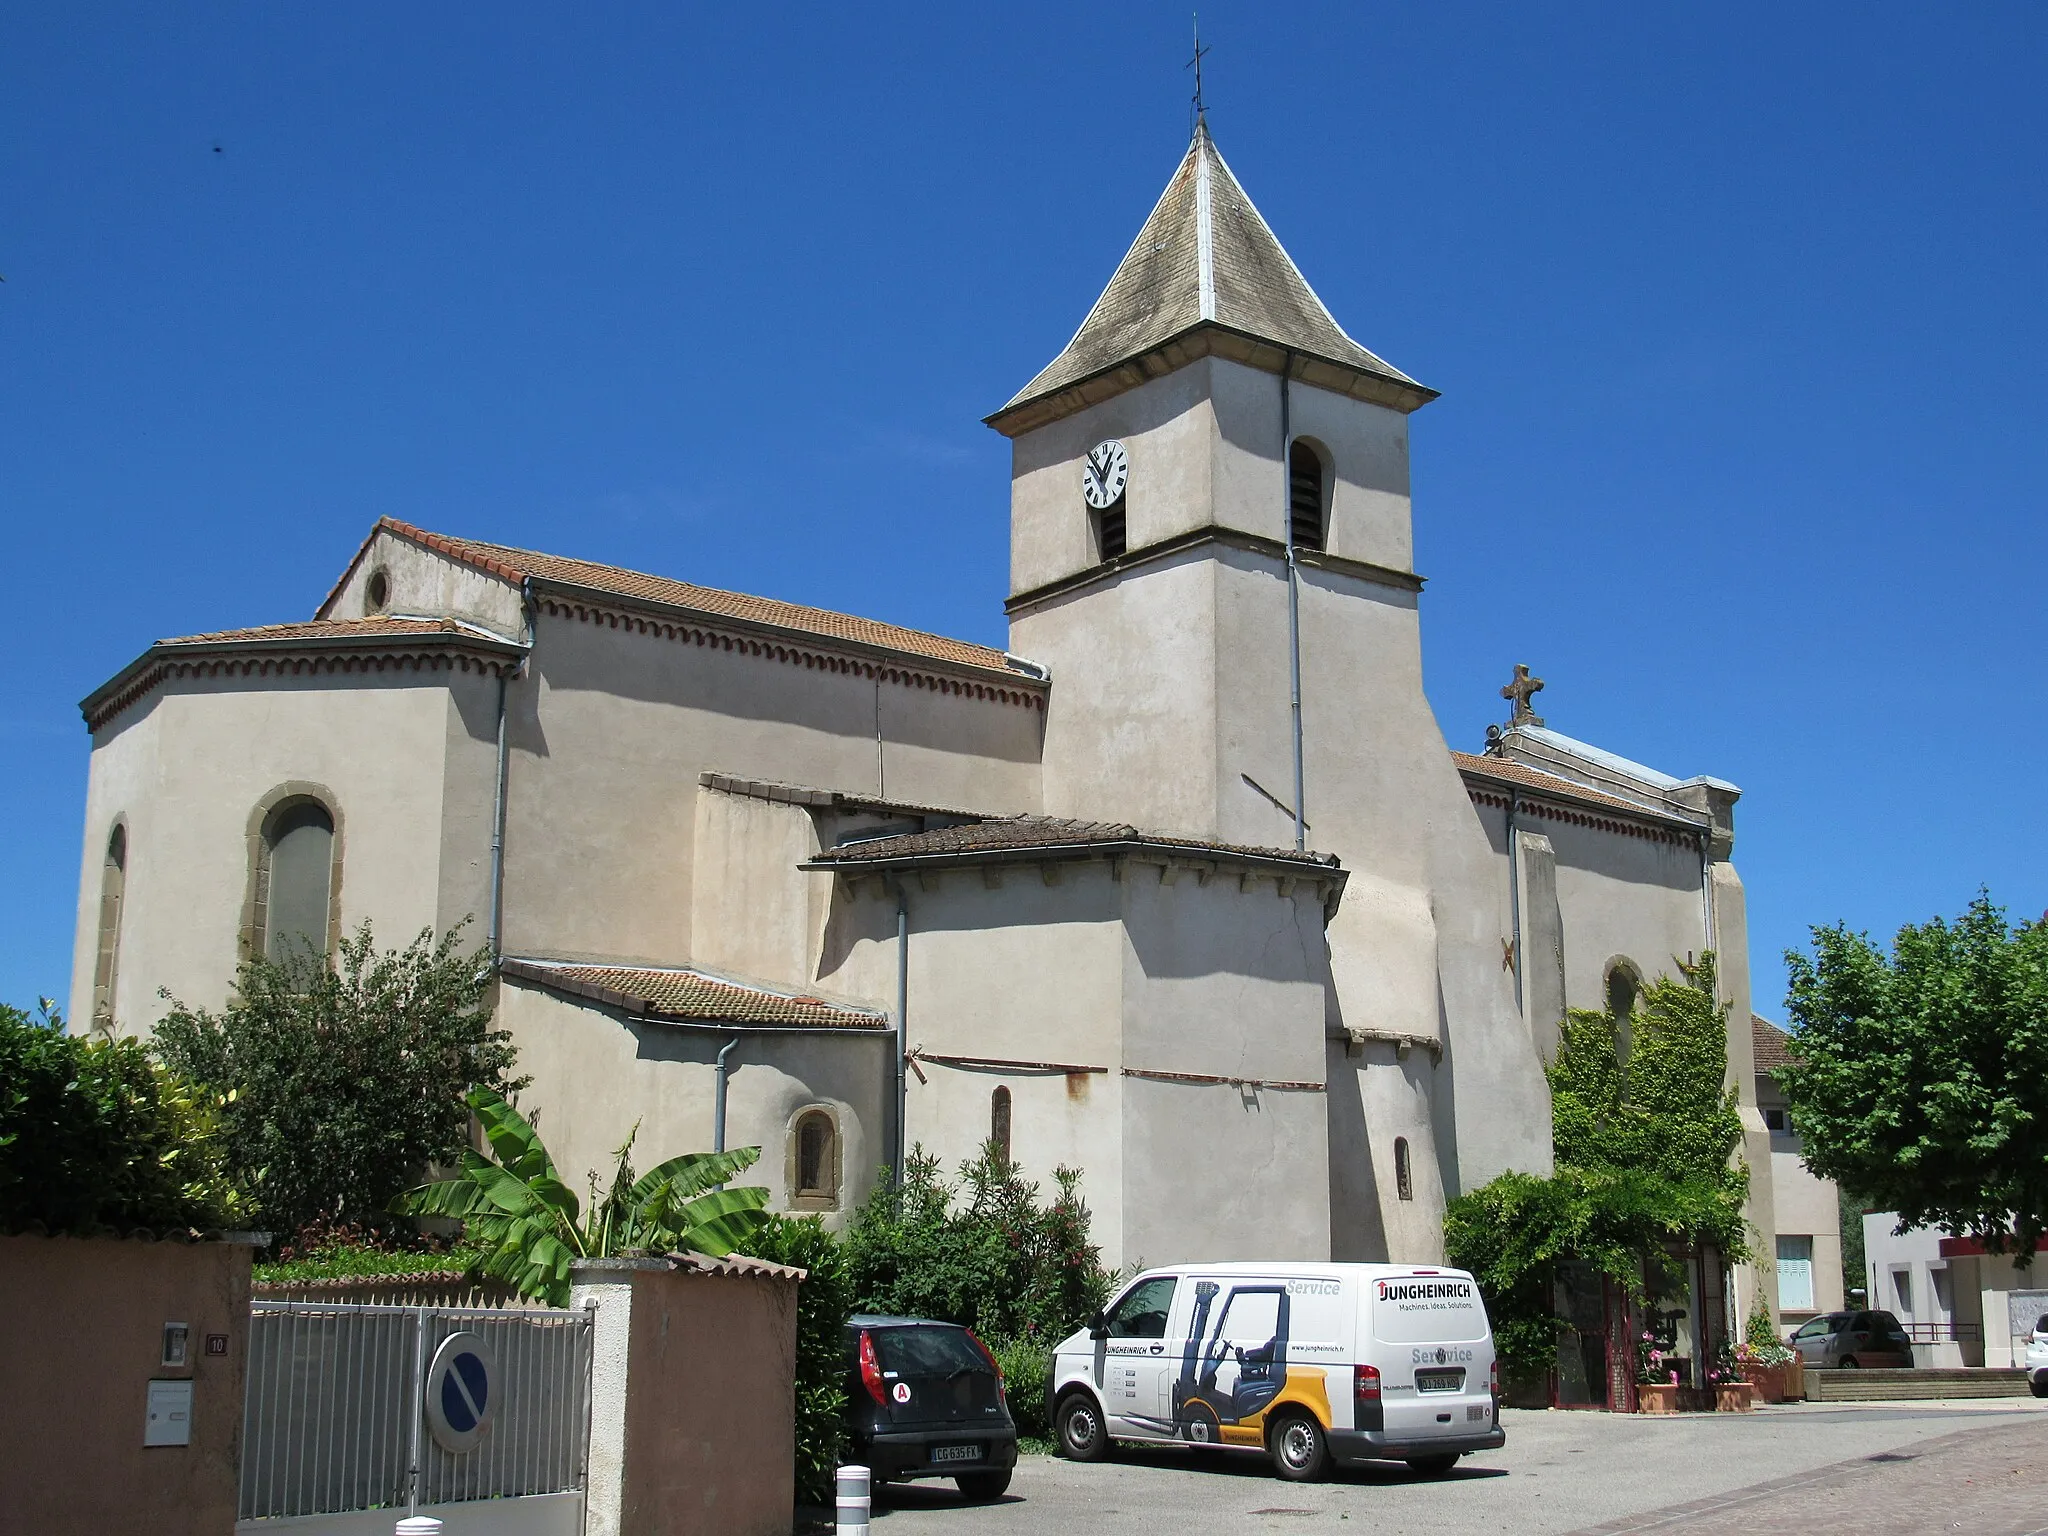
802, 838, 1342, 883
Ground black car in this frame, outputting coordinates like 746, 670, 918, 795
844, 1315, 1018, 1501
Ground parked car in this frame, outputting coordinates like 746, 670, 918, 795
1788, 1310, 1914, 1368
1048, 1262, 1504, 1482
2026, 1315, 2048, 1399
843, 1315, 1017, 1501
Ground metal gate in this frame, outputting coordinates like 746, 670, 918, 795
239, 1300, 593, 1522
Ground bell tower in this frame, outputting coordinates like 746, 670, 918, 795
987, 126, 1554, 1257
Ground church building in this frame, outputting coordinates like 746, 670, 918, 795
69, 126, 1780, 1326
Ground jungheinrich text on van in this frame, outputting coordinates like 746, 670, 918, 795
1048, 1262, 1505, 1482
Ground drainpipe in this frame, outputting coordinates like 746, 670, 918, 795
1281, 356, 1305, 852
713, 1034, 740, 1154
894, 882, 910, 1188
487, 579, 536, 965
1506, 790, 1524, 1013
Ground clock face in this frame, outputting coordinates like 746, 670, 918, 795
1082, 439, 1129, 510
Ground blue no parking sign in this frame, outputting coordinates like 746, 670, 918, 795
424, 1331, 498, 1453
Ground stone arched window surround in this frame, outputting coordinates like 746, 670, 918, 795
1604, 956, 1645, 1064
240, 782, 346, 967
787, 1106, 842, 1212
91, 819, 128, 1035
1393, 1136, 1413, 1202
1287, 436, 1331, 554
990, 1085, 1012, 1163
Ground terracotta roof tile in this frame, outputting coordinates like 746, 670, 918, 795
500, 958, 887, 1030
161, 617, 501, 647
810, 815, 1336, 867
1753, 1015, 1800, 1075
378, 519, 1031, 680
1450, 750, 1705, 827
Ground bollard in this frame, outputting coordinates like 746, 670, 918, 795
395, 1519, 443, 1536
836, 1463, 871, 1534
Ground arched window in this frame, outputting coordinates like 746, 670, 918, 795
1288, 440, 1326, 553
791, 1108, 840, 1208
1394, 1136, 1413, 1201
990, 1085, 1012, 1164
256, 799, 336, 965
91, 824, 127, 1034
1606, 964, 1639, 1022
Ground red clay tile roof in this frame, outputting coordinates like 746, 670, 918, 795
1753, 1015, 1800, 1074
161, 617, 507, 647
809, 816, 1337, 867
1451, 750, 1705, 827
500, 959, 887, 1030
373, 518, 1031, 680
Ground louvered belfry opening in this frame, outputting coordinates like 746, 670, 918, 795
1289, 441, 1325, 552
1096, 498, 1126, 561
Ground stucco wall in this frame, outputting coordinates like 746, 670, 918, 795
497, 981, 887, 1230
319, 527, 527, 638
0, 1235, 250, 1535
70, 671, 484, 1031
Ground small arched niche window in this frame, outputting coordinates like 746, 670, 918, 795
990, 1085, 1013, 1164
364, 568, 392, 615
790, 1108, 841, 1209
1606, 959, 1642, 1068
91, 823, 127, 1034
1394, 1136, 1413, 1202
256, 799, 336, 966
1288, 440, 1326, 553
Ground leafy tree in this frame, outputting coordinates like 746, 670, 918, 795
394, 1087, 770, 1306
0, 1000, 243, 1235
154, 922, 521, 1240
744, 1215, 852, 1506
1446, 956, 1749, 1380
1778, 893, 2048, 1259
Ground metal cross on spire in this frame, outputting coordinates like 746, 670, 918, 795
1501, 663, 1546, 727
1187, 13, 1211, 136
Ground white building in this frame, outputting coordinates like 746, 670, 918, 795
1863, 1214, 2048, 1369
69, 125, 1793, 1318
1752, 1017, 1844, 1330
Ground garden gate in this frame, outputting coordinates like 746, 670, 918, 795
239, 1299, 592, 1534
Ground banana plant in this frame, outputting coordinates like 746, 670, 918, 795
394, 1086, 770, 1306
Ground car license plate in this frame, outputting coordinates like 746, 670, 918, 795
931, 1444, 981, 1465
1466, 1404, 1491, 1422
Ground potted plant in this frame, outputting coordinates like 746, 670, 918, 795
1709, 1343, 1756, 1411
1736, 1299, 1802, 1402
1635, 1330, 1681, 1414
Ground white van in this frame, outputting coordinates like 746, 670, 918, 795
1047, 1262, 1504, 1481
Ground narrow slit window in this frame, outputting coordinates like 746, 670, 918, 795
1288, 441, 1325, 552
991, 1085, 1012, 1163
794, 1109, 838, 1203
1096, 501, 1126, 561
91, 824, 127, 1033
1394, 1136, 1413, 1201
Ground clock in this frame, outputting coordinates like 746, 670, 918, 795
1082, 439, 1129, 510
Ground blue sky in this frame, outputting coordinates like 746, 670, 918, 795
3, 3, 2044, 1019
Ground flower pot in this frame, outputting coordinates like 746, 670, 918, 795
1636, 1382, 1681, 1414
1740, 1363, 1783, 1403
1715, 1383, 1757, 1412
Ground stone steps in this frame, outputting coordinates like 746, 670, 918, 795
1806, 1367, 2032, 1402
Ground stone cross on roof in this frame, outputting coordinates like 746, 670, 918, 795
1502, 663, 1545, 727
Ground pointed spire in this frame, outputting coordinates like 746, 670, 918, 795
989, 130, 1436, 435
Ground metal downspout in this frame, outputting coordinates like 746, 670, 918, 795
894, 882, 910, 1188
1506, 789, 1524, 1013
713, 1034, 740, 1154
487, 579, 535, 965
1282, 357, 1305, 852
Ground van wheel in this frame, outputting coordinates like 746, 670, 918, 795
1407, 1452, 1460, 1478
2031, 1375, 2048, 1400
956, 1470, 1012, 1501
1057, 1391, 1110, 1462
1268, 1412, 1328, 1482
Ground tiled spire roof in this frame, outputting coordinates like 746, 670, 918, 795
995, 125, 1434, 426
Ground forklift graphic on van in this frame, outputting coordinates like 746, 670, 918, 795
1171, 1281, 1293, 1442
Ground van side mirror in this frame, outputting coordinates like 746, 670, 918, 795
1088, 1313, 1109, 1340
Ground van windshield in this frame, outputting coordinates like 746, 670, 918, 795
1371, 1273, 1489, 1344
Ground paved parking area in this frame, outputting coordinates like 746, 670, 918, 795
863, 1400, 2048, 1535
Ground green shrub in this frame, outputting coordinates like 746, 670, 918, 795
744, 1214, 852, 1506
986, 1335, 1052, 1439
844, 1142, 1114, 1348
155, 922, 522, 1241
0, 1000, 242, 1235
253, 1222, 482, 1285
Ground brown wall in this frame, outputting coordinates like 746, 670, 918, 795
622, 1267, 797, 1536
0, 1235, 251, 1535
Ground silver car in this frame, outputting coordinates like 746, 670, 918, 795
1788, 1310, 1913, 1369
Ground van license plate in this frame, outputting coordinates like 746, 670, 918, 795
1466, 1404, 1491, 1422
931, 1444, 981, 1465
